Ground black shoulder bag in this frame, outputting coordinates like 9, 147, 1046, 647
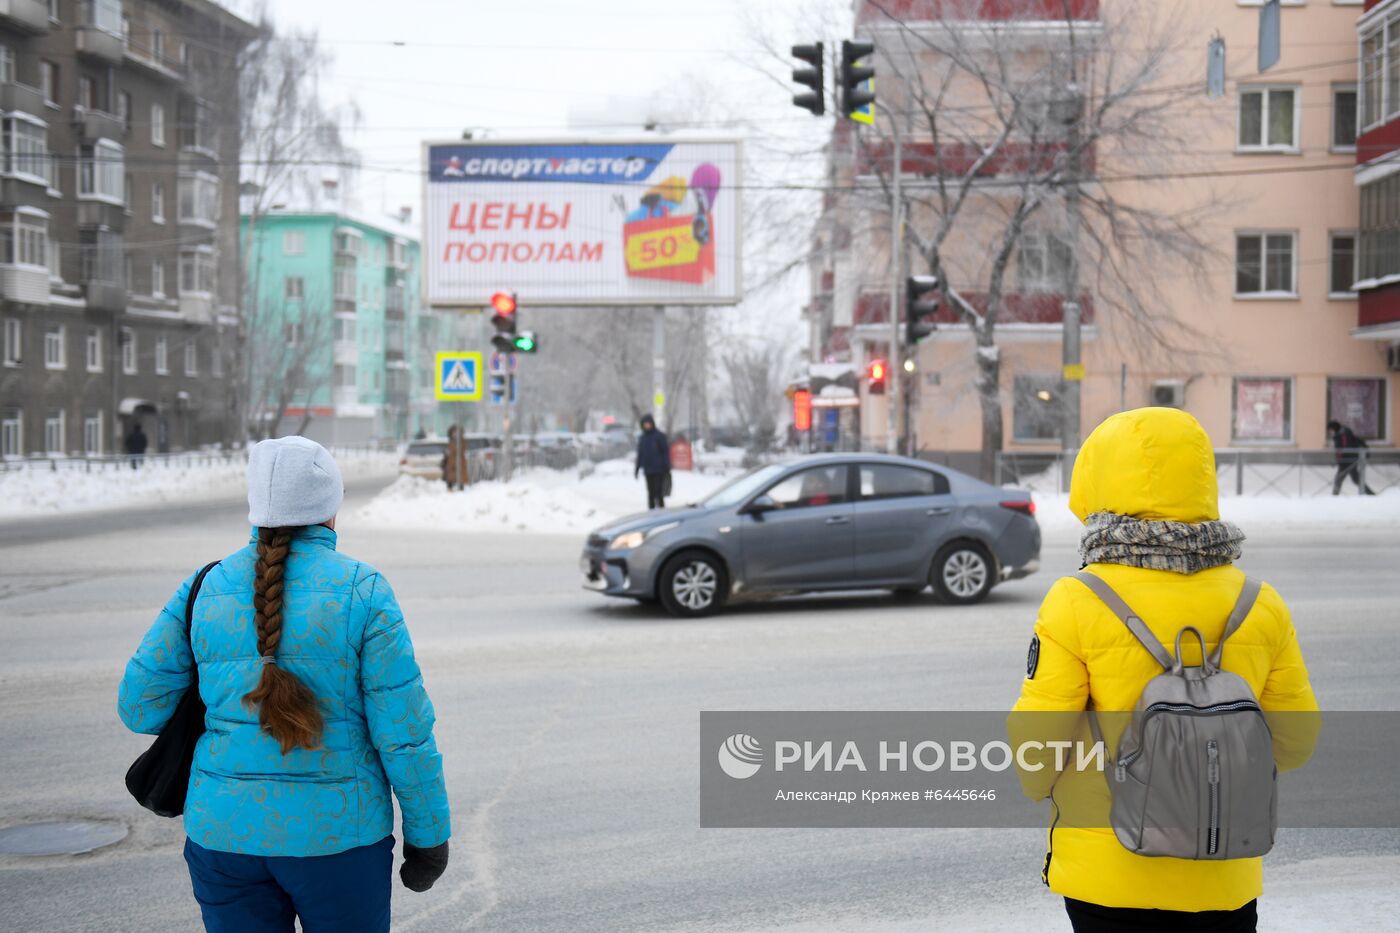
125, 560, 220, 818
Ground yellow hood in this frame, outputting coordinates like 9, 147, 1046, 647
1069, 407, 1219, 524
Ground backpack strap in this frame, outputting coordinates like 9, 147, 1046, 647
1207, 577, 1261, 669
1073, 571, 1175, 670
185, 561, 220, 635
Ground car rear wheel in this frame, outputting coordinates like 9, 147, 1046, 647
931, 543, 995, 605
657, 549, 728, 618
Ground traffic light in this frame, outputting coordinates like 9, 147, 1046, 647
791, 42, 825, 116
906, 275, 940, 346
512, 331, 538, 353
490, 291, 517, 353
867, 358, 888, 395
839, 39, 875, 124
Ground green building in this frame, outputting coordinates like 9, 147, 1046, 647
240, 210, 465, 445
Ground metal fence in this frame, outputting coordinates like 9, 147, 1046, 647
0, 444, 397, 476
995, 448, 1400, 497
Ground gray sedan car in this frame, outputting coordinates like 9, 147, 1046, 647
580, 453, 1040, 617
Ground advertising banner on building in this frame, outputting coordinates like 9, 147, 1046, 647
1327, 377, 1385, 440
423, 139, 741, 307
1233, 377, 1292, 442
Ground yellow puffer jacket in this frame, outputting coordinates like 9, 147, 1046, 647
1011, 407, 1319, 912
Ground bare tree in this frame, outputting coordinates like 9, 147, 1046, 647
848, 0, 1220, 478
724, 343, 793, 458
230, 7, 360, 440
242, 284, 334, 440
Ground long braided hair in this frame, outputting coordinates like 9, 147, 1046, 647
243, 527, 325, 753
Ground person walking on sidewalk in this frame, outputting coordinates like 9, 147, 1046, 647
635, 413, 672, 509
125, 422, 148, 470
1011, 407, 1319, 933
1328, 419, 1376, 495
119, 436, 451, 933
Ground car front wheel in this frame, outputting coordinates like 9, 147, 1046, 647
931, 543, 995, 604
657, 549, 728, 618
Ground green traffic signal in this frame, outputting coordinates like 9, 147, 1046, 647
512, 331, 538, 353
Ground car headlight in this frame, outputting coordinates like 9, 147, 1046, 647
609, 521, 679, 551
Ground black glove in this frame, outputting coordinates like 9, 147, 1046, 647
400, 841, 449, 892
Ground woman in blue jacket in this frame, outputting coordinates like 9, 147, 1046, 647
119, 436, 451, 932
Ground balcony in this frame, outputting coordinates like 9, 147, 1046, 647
333, 386, 358, 408
1, 266, 49, 305
180, 293, 213, 322
84, 280, 125, 313
0, 81, 45, 116
0, 0, 51, 34
125, 45, 184, 83
74, 108, 125, 143
78, 200, 125, 229
334, 339, 357, 365
76, 27, 124, 65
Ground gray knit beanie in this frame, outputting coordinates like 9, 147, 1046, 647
246, 436, 344, 528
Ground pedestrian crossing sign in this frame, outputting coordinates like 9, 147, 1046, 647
435, 351, 484, 401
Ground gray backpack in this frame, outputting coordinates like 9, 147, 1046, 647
1078, 572, 1277, 860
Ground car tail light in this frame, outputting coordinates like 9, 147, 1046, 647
399, 457, 407, 465
1000, 499, 1035, 517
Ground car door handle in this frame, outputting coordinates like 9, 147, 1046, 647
825, 515, 851, 525
926, 507, 952, 516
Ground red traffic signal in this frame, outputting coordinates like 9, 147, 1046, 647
490, 292, 517, 316
867, 359, 887, 395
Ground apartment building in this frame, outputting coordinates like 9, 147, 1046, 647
0, 0, 253, 459
1356, 0, 1400, 353
807, 0, 1392, 472
241, 209, 459, 446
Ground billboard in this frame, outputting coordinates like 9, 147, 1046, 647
423, 138, 741, 307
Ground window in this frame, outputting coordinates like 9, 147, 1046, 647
179, 43, 189, 68
77, 75, 96, 111
40, 61, 57, 106
1018, 229, 1072, 293
1013, 375, 1062, 442
1328, 377, 1387, 442
120, 327, 136, 373
282, 230, 304, 256
859, 464, 948, 500
1359, 174, 1400, 283
335, 317, 356, 343
84, 413, 102, 456
210, 346, 222, 377
151, 180, 164, 223
1235, 232, 1296, 297
43, 409, 64, 455
121, 14, 130, 48
44, 325, 64, 369
1237, 86, 1298, 151
1362, 30, 1385, 128
116, 91, 130, 133
285, 276, 304, 300
334, 229, 361, 256
47, 0, 59, 20
762, 464, 849, 509
1329, 232, 1358, 298
152, 27, 164, 62
3, 117, 49, 179
151, 258, 164, 297
0, 45, 13, 85
335, 363, 356, 388
86, 0, 122, 34
178, 172, 218, 226
79, 139, 124, 203
2, 317, 19, 365
0, 211, 49, 268
124, 253, 132, 291
150, 103, 164, 146
1, 411, 20, 458
85, 328, 102, 372
334, 257, 356, 300
154, 334, 167, 374
1332, 84, 1357, 151
179, 247, 214, 295
123, 172, 132, 210
184, 340, 197, 376
1232, 377, 1293, 443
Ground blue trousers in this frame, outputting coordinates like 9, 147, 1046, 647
184, 835, 394, 933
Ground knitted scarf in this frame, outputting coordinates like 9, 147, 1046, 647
1079, 511, 1245, 574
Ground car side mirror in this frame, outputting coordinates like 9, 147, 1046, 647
742, 495, 778, 517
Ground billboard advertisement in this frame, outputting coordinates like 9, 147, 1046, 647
423, 138, 741, 307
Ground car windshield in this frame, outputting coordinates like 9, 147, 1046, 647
407, 443, 446, 456
700, 463, 789, 508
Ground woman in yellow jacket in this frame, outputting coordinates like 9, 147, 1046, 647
1012, 407, 1318, 932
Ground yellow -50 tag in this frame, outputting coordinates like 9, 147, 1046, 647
1062, 363, 1085, 382
626, 224, 702, 271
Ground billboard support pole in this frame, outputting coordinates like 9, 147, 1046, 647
887, 127, 902, 456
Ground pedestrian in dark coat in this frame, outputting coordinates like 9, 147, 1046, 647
634, 414, 671, 509
125, 423, 148, 470
1328, 420, 1375, 495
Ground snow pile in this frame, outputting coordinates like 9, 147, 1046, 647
356, 459, 739, 535
1030, 490, 1400, 538
0, 451, 398, 519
